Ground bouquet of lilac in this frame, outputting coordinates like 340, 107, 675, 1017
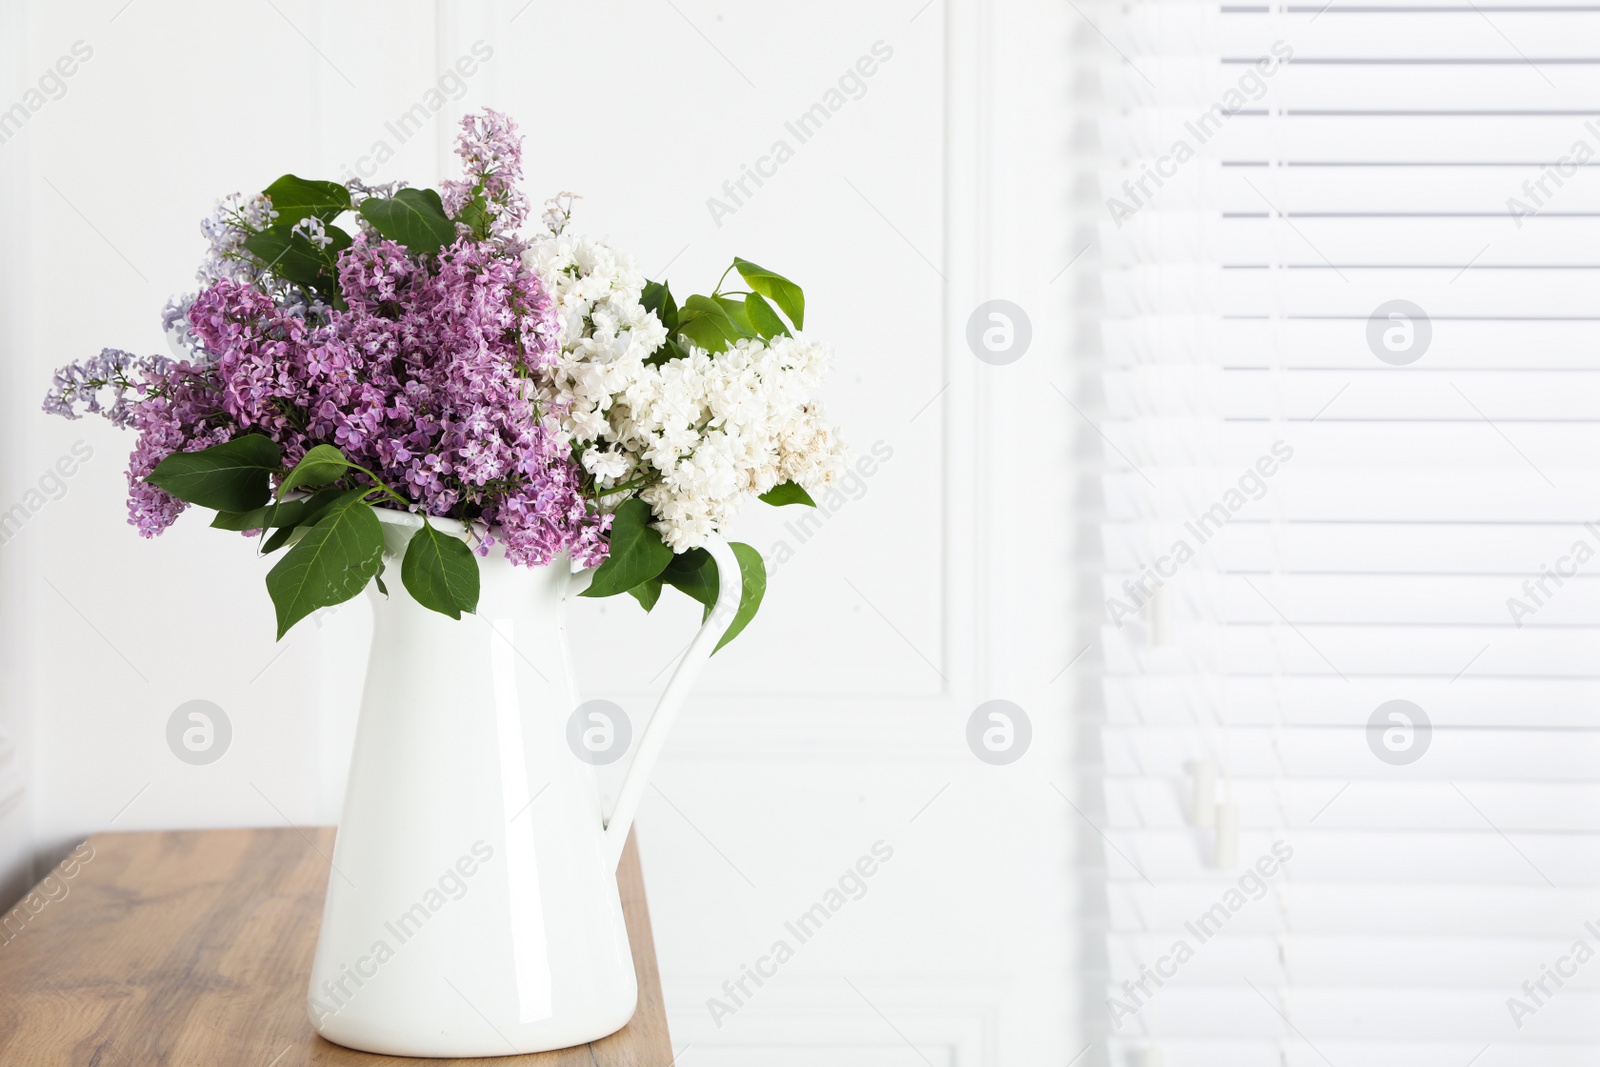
44, 110, 846, 641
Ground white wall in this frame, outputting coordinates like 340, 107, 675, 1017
0, 2, 1078, 1062
0, 0, 33, 913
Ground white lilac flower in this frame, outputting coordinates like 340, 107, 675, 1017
581, 447, 633, 481
542, 192, 581, 236
526, 231, 848, 551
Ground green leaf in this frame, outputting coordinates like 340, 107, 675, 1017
677, 294, 750, 354
641, 280, 679, 330
244, 223, 352, 287
263, 175, 351, 226
259, 487, 348, 553
455, 192, 490, 240
643, 335, 687, 367
358, 188, 457, 256
661, 548, 717, 609
655, 543, 768, 651
581, 498, 674, 598
712, 543, 767, 652
714, 296, 756, 336
627, 574, 664, 612
211, 498, 308, 531
400, 521, 481, 620
651, 543, 767, 651
733, 257, 804, 329
743, 291, 790, 339
147, 435, 281, 513
260, 525, 297, 555
279, 444, 350, 495
375, 570, 389, 598
758, 480, 816, 507
265, 489, 385, 639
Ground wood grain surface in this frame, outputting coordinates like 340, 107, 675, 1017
0, 828, 671, 1066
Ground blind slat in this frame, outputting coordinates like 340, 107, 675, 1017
1086, 0, 1600, 1059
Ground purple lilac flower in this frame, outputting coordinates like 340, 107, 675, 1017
124, 366, 230, 537
175, 233, 601, 565
41, 109, 606, 566
440, 109, 529, 245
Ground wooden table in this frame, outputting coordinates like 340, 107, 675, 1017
0, 828, 672, 1066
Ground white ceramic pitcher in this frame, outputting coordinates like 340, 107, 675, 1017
307, 509, 740, 1056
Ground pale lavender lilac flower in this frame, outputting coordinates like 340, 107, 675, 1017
197, 193, 276, 286
290, 215, 334, 250
41, 349, 175, 429
41, 347, 230, 535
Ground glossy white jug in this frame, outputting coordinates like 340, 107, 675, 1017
307, 509, 739, 1056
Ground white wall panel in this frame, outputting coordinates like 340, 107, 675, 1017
0, 1, 1076, 1062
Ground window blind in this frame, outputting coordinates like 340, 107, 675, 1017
1081, 1, 1600, 1064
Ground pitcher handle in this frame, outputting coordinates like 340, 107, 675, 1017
601, 533, 742, 871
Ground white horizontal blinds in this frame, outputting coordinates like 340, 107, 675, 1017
1087, 1, 1600, 1065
